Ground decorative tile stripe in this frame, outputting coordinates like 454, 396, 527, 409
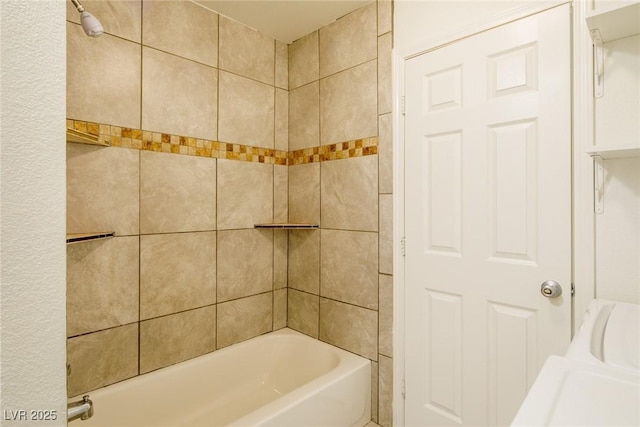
67, 119, 378, 165
288, 137, 379, 165
67, 119, 289, 165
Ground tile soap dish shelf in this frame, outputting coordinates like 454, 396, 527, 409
254, 223, 319, 230
66, 232, 115, 244
67, 128, 108, 147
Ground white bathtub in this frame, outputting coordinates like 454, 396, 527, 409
70, 328, 371, 427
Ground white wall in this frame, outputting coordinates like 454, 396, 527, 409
594, 34, 640, 304
394, 0, 561, 52
0, 1, 67, 425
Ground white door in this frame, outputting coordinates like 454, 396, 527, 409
404, 5, 572, 426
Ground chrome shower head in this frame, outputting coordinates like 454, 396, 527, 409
70, 0, 104, 37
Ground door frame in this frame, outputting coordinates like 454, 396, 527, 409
392, 1, 595, 425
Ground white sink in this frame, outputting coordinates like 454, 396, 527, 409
512, 299, 640, 426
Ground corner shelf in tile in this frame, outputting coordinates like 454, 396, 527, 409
67, 129, 109, 147
66, 232, 115, 245
254, 223, 319, 230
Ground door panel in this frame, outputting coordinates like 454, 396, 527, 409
404, 5, 572, 426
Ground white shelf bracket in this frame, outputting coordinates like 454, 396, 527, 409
591, 29, 604, 98
594, 155, 605, 214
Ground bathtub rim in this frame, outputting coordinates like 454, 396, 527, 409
69, 327, 372, 427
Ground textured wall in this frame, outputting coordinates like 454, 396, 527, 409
0, 1, 67, 425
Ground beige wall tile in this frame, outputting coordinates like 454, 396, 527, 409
321, 230, 378, 309
274, 289, 287, 330
66, 0, 141, 42
217, 159, 273, 230
140, 232, 217, 320
217, 229, 273, 302
67, 237, 139, 337
140, 305, 216, 374
371, 360, 379, 423
289, 163, 320, 224
378, 113, 393, 194
379, 355, 393, 427
378, 33, 392, 115
142, 0, 218, 67
288, 289, 319, 338
67, 145, 139, 236
320, 60, 378, 145
140, 151, 216, 234
142, 47, 218, 140
218, 71, 274, 148
219, 16, 274, 85
275, 41, 289, 89
274, 227, 288, 289
379, 194, 393, 274
217, 293, 272, 348
319, 298, 378, 360
289, 82, 320, 151
379, 274, 393, 357
319, 3, 377, 78
67, 324, 138, 396
275, 88, 289, 152
288, 230, 320, 294
67, 24, 141, 129
321, 156, 378, 231
274, 164, 288, 223
289, 31, 319, 90
377, 0, 393, 36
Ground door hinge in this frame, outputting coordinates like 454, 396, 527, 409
571, 283, 575, 297
401, 379, 406, 400
401, 96, 406, 115
401, 237, 406, 257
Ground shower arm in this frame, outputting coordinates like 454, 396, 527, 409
70, 0, 85, 13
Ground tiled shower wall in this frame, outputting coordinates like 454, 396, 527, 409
66, 0, 289, 396
286, 2, 394, 425
66, 0, 393, 425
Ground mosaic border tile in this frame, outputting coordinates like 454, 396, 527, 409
67, 119, 378, 165
288, 137, 378, 165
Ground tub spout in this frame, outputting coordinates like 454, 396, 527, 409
68, 395, 94, 422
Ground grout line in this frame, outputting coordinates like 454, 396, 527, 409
215, 11, 220, 352
71, 286, 278, 341
318, 57, 378, 84
271, 37, 277, 332
288, 288, 379, 314
143, 44, 218, 72
317, 29, 323, 340
137, 1, 143, 377
67, 320, 140, 340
